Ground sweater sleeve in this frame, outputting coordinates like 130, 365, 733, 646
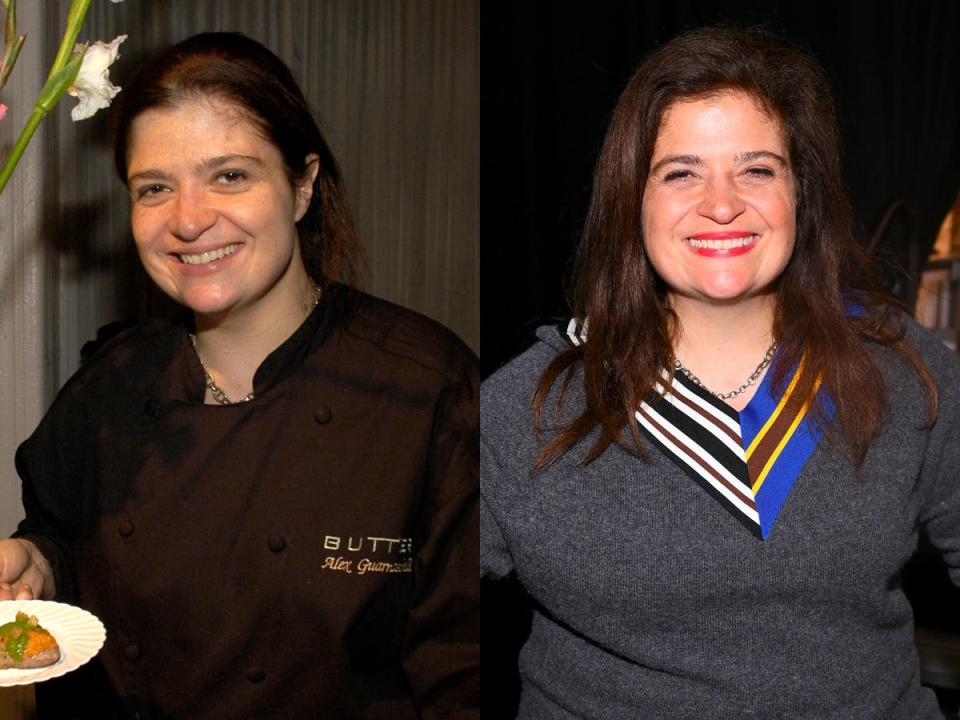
401, 359, 480, 719
901, 317, 960, 588
479, 336, 564, 581
12, 378, 88, 604
480, 434, 515, 580
915, 354, 960, 588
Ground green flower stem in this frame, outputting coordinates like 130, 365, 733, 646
0, 0, 91, 194
0, 33, 24, 91
0, 0, 25, 92
46, 0, 91, 80
0, 50, 84, 194
4, 0, 16, 47
0, 105, 44, 194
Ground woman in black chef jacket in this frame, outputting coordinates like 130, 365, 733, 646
0, 32, 479, 719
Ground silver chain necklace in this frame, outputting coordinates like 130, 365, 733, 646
189, 285, 321, 405
189, 333, 255, 405
674, 341, 777, 401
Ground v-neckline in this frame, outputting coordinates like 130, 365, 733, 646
559, 318, 829, 540
638, 356, 826, 540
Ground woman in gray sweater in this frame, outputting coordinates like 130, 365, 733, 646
482, 26, 958, 719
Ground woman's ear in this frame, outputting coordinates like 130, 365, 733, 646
294, 154, 321, 221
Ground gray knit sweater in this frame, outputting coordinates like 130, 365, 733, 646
481, 319, 960, 719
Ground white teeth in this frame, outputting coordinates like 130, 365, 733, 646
179, 243, 240, 265
687, 236, 755, 249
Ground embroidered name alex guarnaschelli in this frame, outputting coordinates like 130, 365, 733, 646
320, 534, 413, 575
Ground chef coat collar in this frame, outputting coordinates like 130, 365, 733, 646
174, 282, 354, 404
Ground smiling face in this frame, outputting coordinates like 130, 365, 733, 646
126, 96, 316, 319
641, 91, 797, 308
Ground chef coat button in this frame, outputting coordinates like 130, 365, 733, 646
123, 643, 141, 660
313, 405, 333, 424
246, 666, 266, 683
267, 534, 286, 552
118, 518, 134, 537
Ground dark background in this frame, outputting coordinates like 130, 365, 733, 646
482, 1, 960, 715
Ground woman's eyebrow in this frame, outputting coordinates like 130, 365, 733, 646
127, 170, 162, 183
735, 150, 787, 166
198, 154, 264, 171
649, 150, 788, 175
649, 154, 702, 174
127, 155, 266, 184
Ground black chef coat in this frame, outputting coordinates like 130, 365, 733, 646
14, 284, 479, 719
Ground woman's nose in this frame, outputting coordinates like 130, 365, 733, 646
696, 177, 746, 224
168, 190, 216, 241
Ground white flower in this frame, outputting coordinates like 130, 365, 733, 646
67, 34, 127, 121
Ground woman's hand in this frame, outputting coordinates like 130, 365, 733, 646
0, 539, 55, 600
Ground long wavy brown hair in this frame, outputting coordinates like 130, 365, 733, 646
533, 26, 935, 471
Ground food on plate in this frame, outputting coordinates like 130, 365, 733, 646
0, 611, 61, 668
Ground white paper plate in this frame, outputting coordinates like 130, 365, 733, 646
0, 600, 106, 687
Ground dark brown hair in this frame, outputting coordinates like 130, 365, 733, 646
534, 26, 934, 470
112, 32, 364, 288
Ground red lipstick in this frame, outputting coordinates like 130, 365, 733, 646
685, 232, 757, 258
689, 231, 754, 240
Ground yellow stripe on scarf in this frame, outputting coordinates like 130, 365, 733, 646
750, 374, 822, 494
744, 359, 806, 460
